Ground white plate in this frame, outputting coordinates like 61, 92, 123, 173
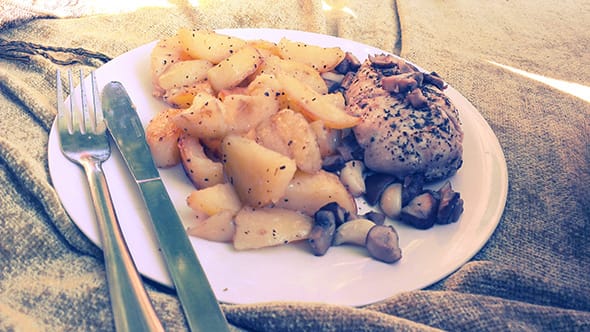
48, 28, 508, 306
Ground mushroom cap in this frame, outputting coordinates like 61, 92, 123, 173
365, 225, 402, 263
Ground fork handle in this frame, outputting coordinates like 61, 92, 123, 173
81, 158, 164, 332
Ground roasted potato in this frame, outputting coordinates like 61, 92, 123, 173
275, 170, 358, 216
173, 92, 228, 139
178, 28, 247, 64
267, 109, 322, 174
221, 135, 297, 207
277, 73, 360, 129
277, 37, 345, 73
178, 134, 225, 189
233, 206, 313, 250
187, 210, 236, 243
145, 108, 184, 167
207, 45, 264, 92
157, 59, 213, 91
186, 183, 242, 216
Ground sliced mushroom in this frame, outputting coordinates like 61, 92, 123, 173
381, 72, 424, 94
405, 88, 428, 109
340, 71, 356, 91
368, 54, 398, 68
364, 173, 398, 206
424, 72, 447, 90
400, 191, 439, 229
366, 225, 402, 263
379, 182, 403, 219
335, 52, 362, 74
436, 181, 464, 224
333, 218, 376, 246
340, 160, 366, 197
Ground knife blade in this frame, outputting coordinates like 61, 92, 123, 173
101, 81, 229, 332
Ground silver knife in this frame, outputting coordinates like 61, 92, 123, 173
101, 81, 230, 332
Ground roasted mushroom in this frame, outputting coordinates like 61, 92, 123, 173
361, 211, 386, 225
400, 191, 440, 229
364, 173, 398, 206
335, 52, 362, 74
308, 203, 349, 256
333, 218, 402, 264
333, 218, 375, 246
436, 181, 464, 225
366, 225, 402, 263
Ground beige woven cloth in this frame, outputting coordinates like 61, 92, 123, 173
1, 1, 589, 331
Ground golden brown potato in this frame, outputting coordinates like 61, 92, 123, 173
309, 120, 341, 158
157, 59, 213, 91
207, 45, 264, 92
275, 170, 358, 216
186, 183, 242, 216
163, 82, 214, 109
258, 55, 328, 94
254, 117, 291, 157
150, 34, 192, 96
177, 134, 225, 189
187, 210, 236, 243
145, 108, 184, 168
246, 39, 281, 57
269, 109, 322, 174
178, 28, 247, 64
221, 135, 297, 207
222, 93, 279, 134
277, 37, 345, 73
172, 92, 228, 139
277, 73, 360, 129
233, 206, 313, 250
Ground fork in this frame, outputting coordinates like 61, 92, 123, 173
56, 69, 164, 332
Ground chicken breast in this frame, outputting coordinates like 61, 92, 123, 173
344, 55, 463, 182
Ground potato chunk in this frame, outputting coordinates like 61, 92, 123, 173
186, 183, 242, 216
157, 59, 213, 91
178, 134, 224, 189
222, 93, 279, 135
173, 92, 228, 139
261, 109, 322, 174
207, 45, 264, 92
187, 210, 236, 243
145, 108, 183, 168
259, 55, 328, 94
178, 28, 247, 64
233, 206, 313, 250
221, 135, 296, 207
277, 37, 345, 73
275, 170, 357, 216
277, 73, 360, 129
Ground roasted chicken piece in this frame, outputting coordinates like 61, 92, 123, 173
345, 54, 463, 182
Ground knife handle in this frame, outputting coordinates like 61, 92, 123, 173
138, 179, 230, 332
82, 159, 164, 332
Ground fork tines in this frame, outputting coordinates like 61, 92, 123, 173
56, 69, 103, 135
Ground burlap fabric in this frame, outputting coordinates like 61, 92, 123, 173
1, 1, 588, 331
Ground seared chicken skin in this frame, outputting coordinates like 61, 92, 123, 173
344, 55, 463, 182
